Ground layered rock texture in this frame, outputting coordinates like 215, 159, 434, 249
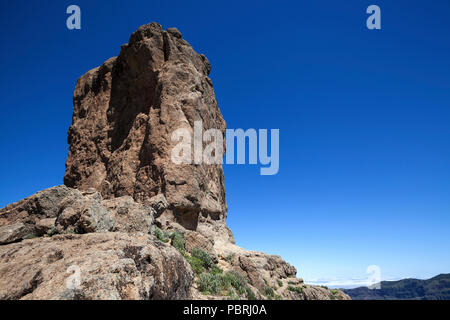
0, 23, 349, 300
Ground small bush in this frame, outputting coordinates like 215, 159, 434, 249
288, 286, 303, 294
222, 271, 247, 295
191, 248, 213, 269
245, 287, 257, 300
227, 291, 240, 300
265, 286, 275, 299
47, 227, 58, 237
330, 289, 339, 294
153, 226, 170, 243
211, 265, 223, 276
330, 289, 341, 300
197, 273, 221, 295
196, 268, 256, 300
321, 285, 329, 290
277, 280, 283, 287
170, 231, 185, 253
184, 253, 205, 275
225, 254, 233, 263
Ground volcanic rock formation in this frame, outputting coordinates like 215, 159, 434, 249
0, 23, 349, 300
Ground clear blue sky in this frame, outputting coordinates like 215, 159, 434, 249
1, 1, 449, 287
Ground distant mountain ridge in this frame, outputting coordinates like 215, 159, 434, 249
343, 274, 450, 300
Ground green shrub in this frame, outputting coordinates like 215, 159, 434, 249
227, 291, 240, 300
153, 226, 170, 243
47, 227, 58, 237
184, 253, 205, 275
277, 280, 283, 287
265, 286, 275, 299
288, 286, 303, 294
225, 254, 234, 263
245, 287, 257, 300
197, 273, 221, 295
211, 265, 223, 276
191, 248, 213, 269
330, 289, 340, 298
170, 231, 185, 253
321, 285, 329, 290
222, 271, 247, 295
195, 268, 257, 300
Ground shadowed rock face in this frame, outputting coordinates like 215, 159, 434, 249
64, 23, 226, 231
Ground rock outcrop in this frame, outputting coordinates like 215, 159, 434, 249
0, 22, 349, 301
64, 22, 226, 232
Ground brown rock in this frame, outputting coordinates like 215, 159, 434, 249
0, 222, 31, 245
0, 233, 193, 300
102, 196, 154, 233
64, 22, 227, 231
184, 230, 218, 263
0, 185, 153, 238
35, 218, 56, 236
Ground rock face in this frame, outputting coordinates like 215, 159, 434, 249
64, 22, 226, 232
0, 22, 350, 300
0, 233, 193, 300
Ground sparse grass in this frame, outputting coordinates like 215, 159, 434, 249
288, 285, 303, 294
47, 227, 58, 237
225, 254, 233, 263
330, 289, 342, 300
265, 286, 275, 299
23, 233, 37, 240
65, 228, 77, 234
245, 287, 257, 300
227, 292, 240, 300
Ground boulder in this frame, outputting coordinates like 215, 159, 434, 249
0, 222, 31, 245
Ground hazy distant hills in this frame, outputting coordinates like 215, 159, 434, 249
343, 274, 450, 300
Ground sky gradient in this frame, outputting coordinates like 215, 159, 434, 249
1, 0, 449, 287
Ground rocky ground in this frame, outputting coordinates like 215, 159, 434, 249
0, 185, 348, 300
0, 23, 349, 300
